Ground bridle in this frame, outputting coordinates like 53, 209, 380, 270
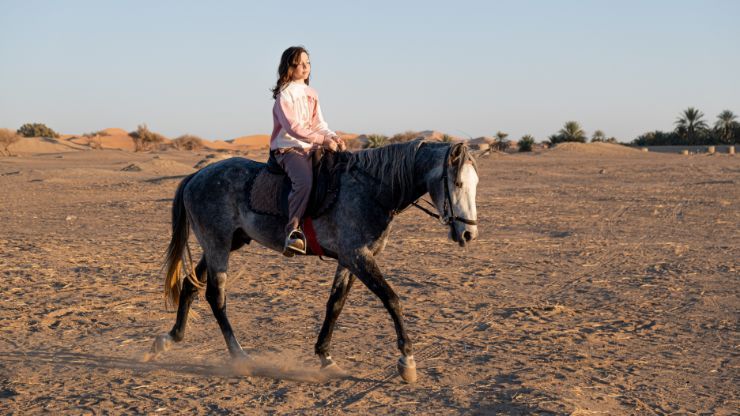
411, 145, 478, 226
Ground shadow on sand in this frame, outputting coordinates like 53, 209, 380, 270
3, 349, 377, 384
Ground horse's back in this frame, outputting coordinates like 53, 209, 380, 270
183, 156, 264, 218
188, 156, 263, 192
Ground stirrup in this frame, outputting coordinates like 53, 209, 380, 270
283, 229, 306, 257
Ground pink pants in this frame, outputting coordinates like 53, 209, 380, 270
274, 148, 313, 234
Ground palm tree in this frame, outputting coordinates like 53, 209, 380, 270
559, 121, 587, 142
494, 131, 510, 151
675, 107, 708, 145
591, 129, 606, 142
715, 110, 738, 144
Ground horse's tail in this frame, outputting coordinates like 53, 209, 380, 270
163, 173, 198, 308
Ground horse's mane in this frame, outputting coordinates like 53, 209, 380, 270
345, 139, 477, 210
346, 139, 426, 209
449, 142, 477, 185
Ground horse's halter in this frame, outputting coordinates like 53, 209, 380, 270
412, 144, 478, 226
439, 145, 478, 226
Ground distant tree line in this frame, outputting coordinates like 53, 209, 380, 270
505, 121, 617, 152
632, 108, 738, 146
9, 107, 737, 155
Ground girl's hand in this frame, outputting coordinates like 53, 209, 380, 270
324, 138, 338, 152
335, 137, 347, 151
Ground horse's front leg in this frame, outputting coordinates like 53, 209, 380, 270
342, 248, 417, 383
315, 265, 355, 373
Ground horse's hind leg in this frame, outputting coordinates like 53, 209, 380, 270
146, 257, 207, 361
170, 256, 207, 341
204, 248, 246, 359
315, 265, 355, 371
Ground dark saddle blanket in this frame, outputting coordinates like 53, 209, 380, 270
247, 149, 350, 218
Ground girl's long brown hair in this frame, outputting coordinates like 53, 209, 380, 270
271, 46, 310, 99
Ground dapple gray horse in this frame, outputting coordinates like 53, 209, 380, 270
148, 140, 479, 383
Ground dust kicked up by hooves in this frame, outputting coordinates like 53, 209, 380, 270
230, 350, 349, 383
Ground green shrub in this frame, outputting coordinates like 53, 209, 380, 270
518, 135, 535, 152
0, 128, 21, 155
17, 123, 59, 138
129, 124, 166, 151
173, 134, 204, 151
365, 134, 388, 148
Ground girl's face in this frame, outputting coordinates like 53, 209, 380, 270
291, 52, 310, 82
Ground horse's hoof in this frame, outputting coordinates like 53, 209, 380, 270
144, 333, 173, 361
320, 355, 335, 368
320, 356, 348, 379
231, 349, 250, 363
397, 355, 417, 383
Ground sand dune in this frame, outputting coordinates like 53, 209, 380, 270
203, 140, 235, 150
101, 127, 129, 136
193, 153, 234, 169
416, 130, 464, 141
120, 157, 194, 174
7, 137, 88, 153
99, 135, 137, 151
227, 134, 270, 148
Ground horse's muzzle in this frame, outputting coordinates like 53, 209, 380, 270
450, 223, 478, 247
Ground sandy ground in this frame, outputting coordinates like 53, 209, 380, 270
0, 145, 737, 415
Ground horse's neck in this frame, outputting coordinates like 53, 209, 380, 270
412, 143, 444, 192
393, 144, 442, 212
348, 142, 442, 215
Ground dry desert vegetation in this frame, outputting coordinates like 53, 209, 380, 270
0, 137, 737, 415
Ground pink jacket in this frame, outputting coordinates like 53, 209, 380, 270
270, 81, 336, 150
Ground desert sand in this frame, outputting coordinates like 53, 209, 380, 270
0, 142, 737, 414
7, 130, 270, 155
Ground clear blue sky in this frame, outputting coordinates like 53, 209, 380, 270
1, 0, 738, 142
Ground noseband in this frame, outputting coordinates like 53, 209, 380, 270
412, 145, 478, 226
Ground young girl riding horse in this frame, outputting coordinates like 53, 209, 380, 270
270, 46, 346, 256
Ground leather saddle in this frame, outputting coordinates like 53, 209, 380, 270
247, 148, 349, 219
